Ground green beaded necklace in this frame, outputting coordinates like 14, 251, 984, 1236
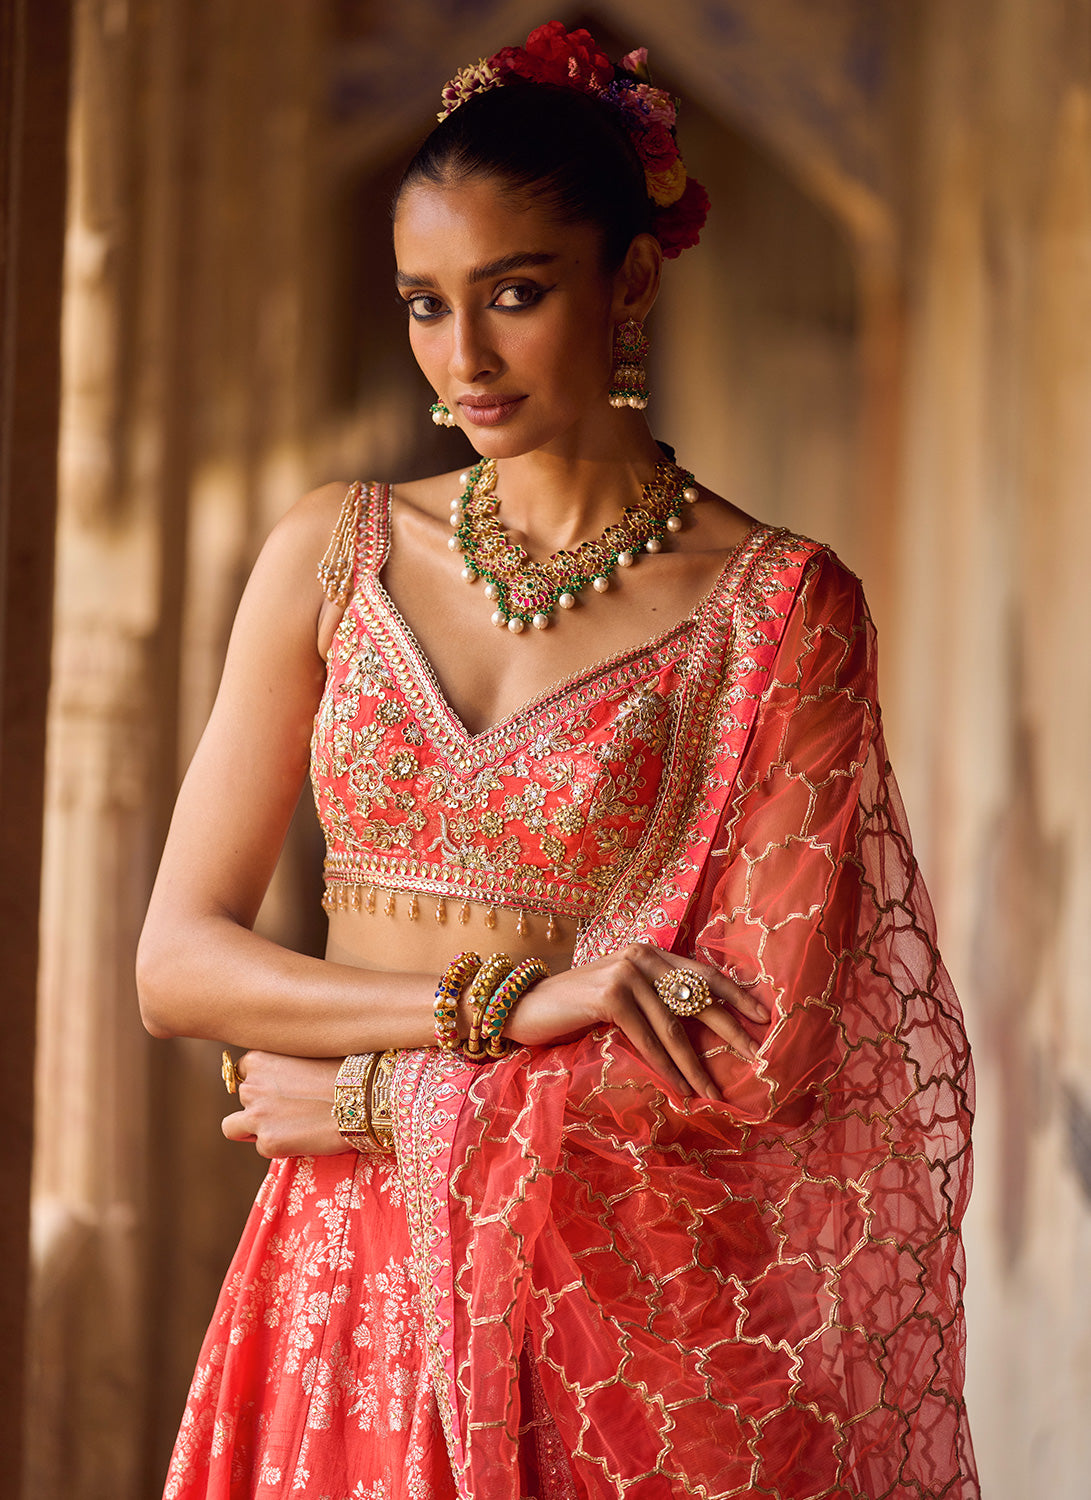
447, 457, 699, 634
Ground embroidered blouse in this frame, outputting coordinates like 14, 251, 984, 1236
310, 482, 767, 928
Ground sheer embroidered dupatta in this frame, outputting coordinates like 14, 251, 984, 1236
393, 532, 978, 1500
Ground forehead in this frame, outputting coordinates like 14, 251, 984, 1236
393, 176, 598, 275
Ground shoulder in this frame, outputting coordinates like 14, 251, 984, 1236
749, 528, 869, 635
239, 481, 360, 658
237, 480, 361, 601
755, 533, 875, 705
265, 479, 358, 564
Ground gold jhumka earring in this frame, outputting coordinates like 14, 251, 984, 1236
430, 400, 457, 427
608, 319, 650, 409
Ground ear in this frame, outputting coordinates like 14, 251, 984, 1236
611, 232, 663, 322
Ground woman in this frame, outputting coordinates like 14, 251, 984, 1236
138, 23, 978, 1500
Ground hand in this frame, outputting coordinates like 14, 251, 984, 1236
503, 944, 770, 1103
222, 1051, 345, 1157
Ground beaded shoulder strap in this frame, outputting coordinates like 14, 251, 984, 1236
316, 480, 391, 606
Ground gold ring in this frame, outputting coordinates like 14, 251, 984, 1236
222, 1049, 242, 1095
654, 968, 712, 1017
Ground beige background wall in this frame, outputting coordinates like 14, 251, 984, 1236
20, 1, 1091, 1495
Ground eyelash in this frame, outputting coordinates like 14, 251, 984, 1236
403, 282, 549, 323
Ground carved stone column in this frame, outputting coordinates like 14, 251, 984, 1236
0, 0, 73, 1488
26, 0, 324, 1494
26, 1, 170, 1492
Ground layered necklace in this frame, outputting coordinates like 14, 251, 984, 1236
447, 457, 700, 634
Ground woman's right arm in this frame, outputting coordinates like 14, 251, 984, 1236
136, 483, 444, 1058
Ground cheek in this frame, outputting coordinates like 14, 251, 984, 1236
407, 322, 439, 377
535, 305, 613, 388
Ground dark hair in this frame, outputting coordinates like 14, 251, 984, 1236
393, 84, 653, 271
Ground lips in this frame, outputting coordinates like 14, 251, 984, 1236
456, 394, 527, 427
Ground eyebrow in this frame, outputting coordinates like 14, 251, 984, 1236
395, 251, 559, 290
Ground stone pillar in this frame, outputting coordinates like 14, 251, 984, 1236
0, 0, 73, 1489
26, 1, 179, 1491
26, 0, 325, 1494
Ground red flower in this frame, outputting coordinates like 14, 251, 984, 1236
630, 117, 677, 175
492, 21, 612, 91
654, 175, 710, 259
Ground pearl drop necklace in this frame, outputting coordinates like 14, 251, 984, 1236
446, 458, 700, 634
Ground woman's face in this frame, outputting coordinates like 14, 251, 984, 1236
393, 176, 620, 459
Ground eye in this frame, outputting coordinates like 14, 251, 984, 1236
492, 282, 547, 310
404, 293, 446, 322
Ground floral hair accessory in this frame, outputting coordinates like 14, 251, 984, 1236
436, 21, 709, 258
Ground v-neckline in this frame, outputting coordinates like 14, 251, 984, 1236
349, 482, 768, 752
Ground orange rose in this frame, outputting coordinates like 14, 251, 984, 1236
646, 159, 687, 208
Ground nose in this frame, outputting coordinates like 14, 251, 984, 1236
448, 308, 501, 386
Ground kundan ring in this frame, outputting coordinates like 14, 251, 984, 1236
654, 968, 713, 1017
222, 1049, 242, 1095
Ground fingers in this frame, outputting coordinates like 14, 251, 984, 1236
620, 943, 768, 1071
612, 993, 709, 1102
692, 1002, 764, 1066
608, 959, 722, 1102
711, 972, 770, 1027
221, 1109, 257, 1144
630, 944, 769, 1026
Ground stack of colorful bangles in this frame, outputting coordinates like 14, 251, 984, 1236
434, 950, 549, 1060
333, 949, 550, 1155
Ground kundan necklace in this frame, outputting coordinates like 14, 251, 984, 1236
447, 457, 700, 634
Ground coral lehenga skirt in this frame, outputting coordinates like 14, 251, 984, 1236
163, 1152, 453, 1499
164, 1146, 574, 1500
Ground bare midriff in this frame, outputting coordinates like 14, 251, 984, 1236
324, 898, 576, 977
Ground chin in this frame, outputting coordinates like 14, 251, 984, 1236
459, 412, 593, 463
459, 426, 547, 463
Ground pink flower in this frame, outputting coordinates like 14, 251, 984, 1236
627, 83, 676, 129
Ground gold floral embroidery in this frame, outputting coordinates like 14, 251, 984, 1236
553, 805, 584, 837
387, 749, 418, 780
611, 685, 673, 753
540, 833, 566, 865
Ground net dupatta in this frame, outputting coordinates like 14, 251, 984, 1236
393, 536, 979, 1499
